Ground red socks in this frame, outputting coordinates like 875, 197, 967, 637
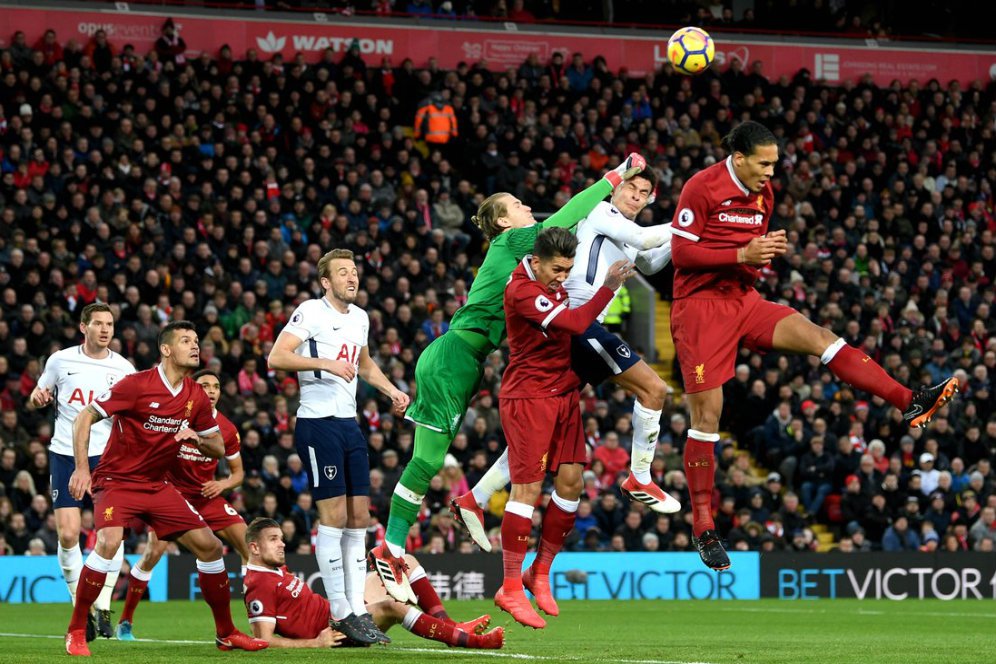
69, 566, 106, 631
826, 343, 912, 410
410, 570, 448, 619
198, 570, 236, 637
532, 501, 576, 575
410, 612, 467, 647
500, 510, 531, 592
119, 576, 149, 624
684, 437, 717, 537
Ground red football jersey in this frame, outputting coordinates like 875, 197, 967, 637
500, 259, 614, 399
244, 565, 330, 640
91, 365, 219, 491
167, 410, 241, 497
671, 157, 775, 299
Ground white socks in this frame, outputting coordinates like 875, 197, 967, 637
821, 337, 846, 364
59, 544, 83, 603
630, 400, 662, 483
94, 542, 124, 611
195, 557, 226, 574
341, 528, 368, 617
317, 524, 350, 619
130, 564, 152, 582
402, 607, 422, 631
504, 500, 535, 520
471, 448, 511, 508
550, 491, 580, 514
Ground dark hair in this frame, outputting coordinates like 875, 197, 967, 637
722, 120, 777, 156
192, 369, 220, 382
245, 517, 281, 545
630, 166, 659, 192
158, 320, 196, 349
80, 303, 112, 325
533, 227, 578, 261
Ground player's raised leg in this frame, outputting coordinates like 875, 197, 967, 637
769, 313, 959, 428
610, 360, 681, 513
450, 447, 508, 551
523, 463, 581, 617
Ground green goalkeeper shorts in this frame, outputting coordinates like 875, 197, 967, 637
405, 331, 489, 439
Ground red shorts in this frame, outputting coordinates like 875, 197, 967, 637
93, 483, 205, 540
500, 391, 586, 484
186, 495, 244, 532
671, 289, 796, 394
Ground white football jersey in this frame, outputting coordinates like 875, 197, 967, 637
36, 346, 136, 456
563, 201, 673, 322
282, 296, 369, 418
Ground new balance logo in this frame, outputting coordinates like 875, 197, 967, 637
149, 402, 160, 409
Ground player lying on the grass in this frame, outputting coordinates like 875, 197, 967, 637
243, 518, 503, 649
668, 120, 960, 573
495, 228, 634, 629
116, 369, 249, 642
64, 321, 267, 656
452, 165, 681, 551
372, 153, 657, 602
28, 303, 134, 642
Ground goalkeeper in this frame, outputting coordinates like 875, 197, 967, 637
370, 154, 649, 602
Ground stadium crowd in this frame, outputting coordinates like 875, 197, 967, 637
0, 19, 994, 562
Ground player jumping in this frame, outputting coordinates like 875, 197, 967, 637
497, 227, 633, 628
670, 121, 959, 572
115, 369, 249, 641
451, 164, 681, 551
243, 517, 503, 649
65, 321, 268, 656
29, 303, 135, 642
372, 154, 650, 602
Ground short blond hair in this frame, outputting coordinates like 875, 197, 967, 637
317, 248, 355, 281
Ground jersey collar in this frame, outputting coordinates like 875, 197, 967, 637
246, 564, 283, 576
156, 364, 183, 398
725, 156, 750, 196
521, 256, 537, 281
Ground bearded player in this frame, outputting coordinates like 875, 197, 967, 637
496, 228, 633, 628
371, 154, 654, 602
670, 120, 959, 571
451, 167, 681, 551
243, 518, 504, 649
65, 321, 267, 655
115, 369, 249, 641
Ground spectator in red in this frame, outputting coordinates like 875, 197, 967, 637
154, 19, 186, 68
33, 29, 63, 67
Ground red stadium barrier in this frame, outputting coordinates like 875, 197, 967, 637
2, 5, 996, 83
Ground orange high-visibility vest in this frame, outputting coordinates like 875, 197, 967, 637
414, 104, 458, 144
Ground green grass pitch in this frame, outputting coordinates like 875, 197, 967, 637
2, 599, 992, 663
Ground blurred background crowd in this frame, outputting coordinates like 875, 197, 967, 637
0, 3, 994, 561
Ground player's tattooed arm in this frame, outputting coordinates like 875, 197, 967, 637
177, 428, 224, 459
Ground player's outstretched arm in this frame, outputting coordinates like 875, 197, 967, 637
358, 346, 410, 415
541, 153, 646, 231
69, 404, 103, 499
589, 212, 671, 251
250, 621, 344, 648
537, 261, 635, 335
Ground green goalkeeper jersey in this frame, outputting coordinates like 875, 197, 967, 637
448, 178, 613, 350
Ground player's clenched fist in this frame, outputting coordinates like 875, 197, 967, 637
322, 359, 357, 382
605, 153, 647, 188
603, 259, 636, 291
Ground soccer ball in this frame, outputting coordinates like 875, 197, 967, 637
667, 27, 715, 75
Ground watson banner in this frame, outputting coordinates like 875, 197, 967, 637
0, 4, 994, 84
0, 555, 168, 603
166, 552, 758, 601
761, 553, 996, 600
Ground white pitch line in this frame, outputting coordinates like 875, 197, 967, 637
717, 607, 996, 619
0, 633, 717, 664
